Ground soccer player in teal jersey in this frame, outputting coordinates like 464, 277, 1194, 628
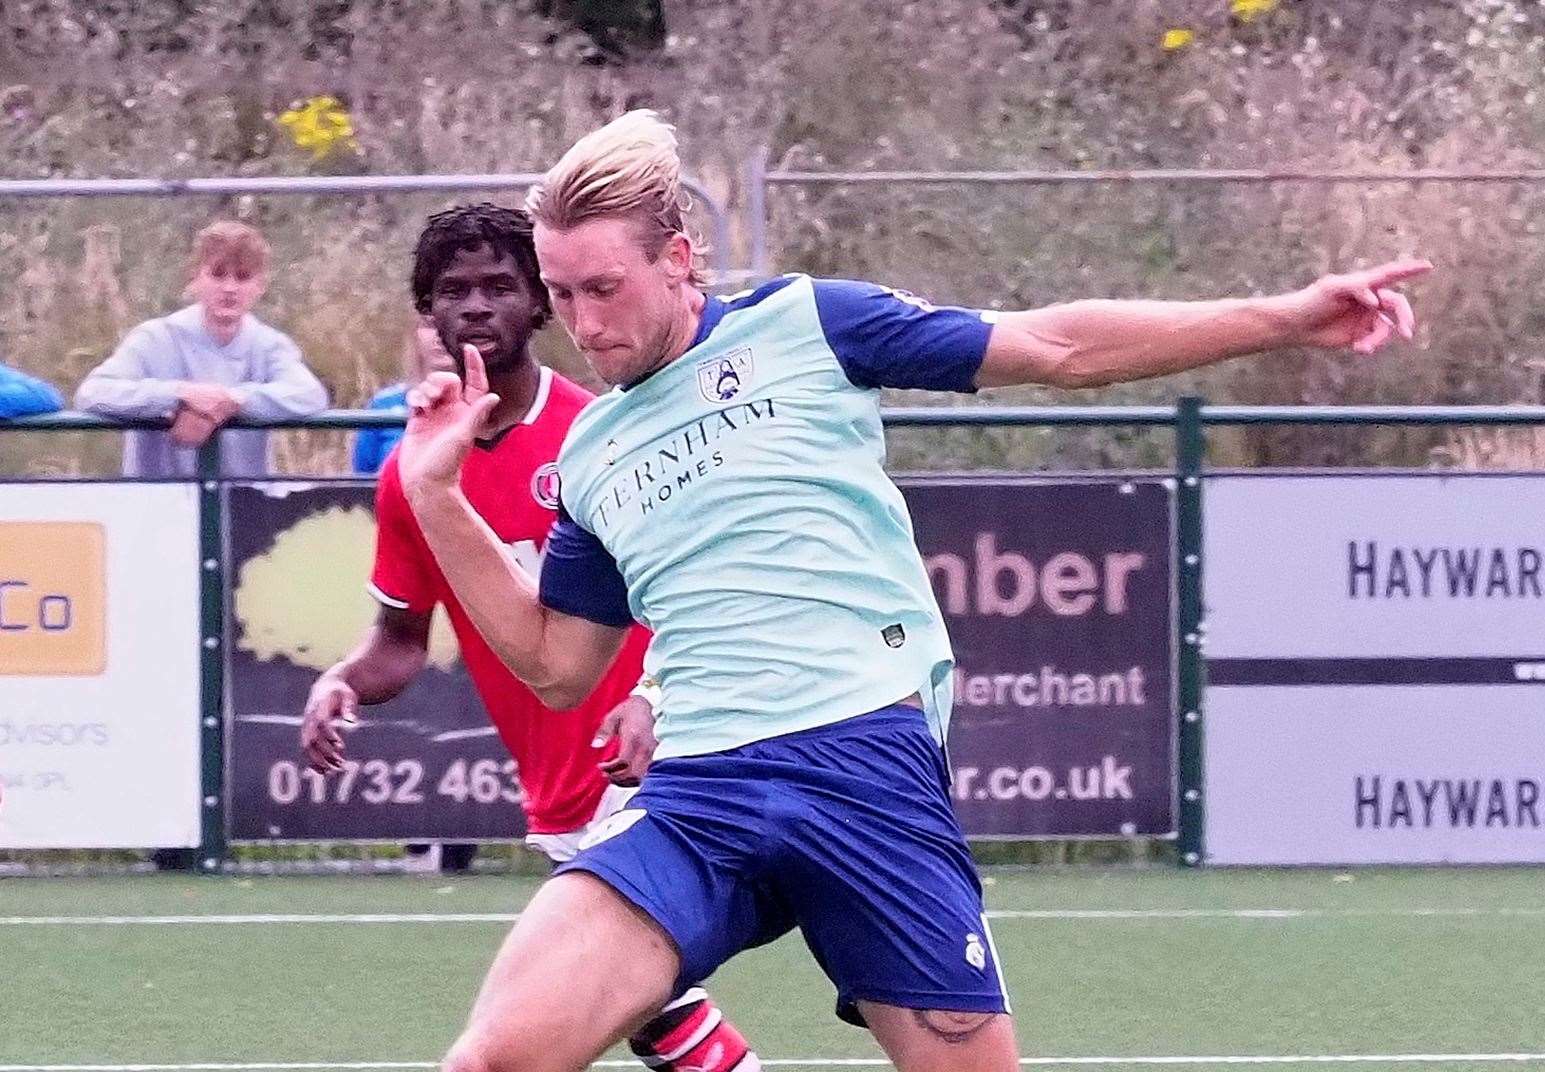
397, 113, 1429, 1072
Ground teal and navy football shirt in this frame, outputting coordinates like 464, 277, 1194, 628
539, 274, 995, 759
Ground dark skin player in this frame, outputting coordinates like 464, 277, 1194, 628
300, 208, 653, 787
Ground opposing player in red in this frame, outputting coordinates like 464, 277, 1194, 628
300, 203, 760, 1072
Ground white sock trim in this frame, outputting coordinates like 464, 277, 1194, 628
660, 986, 708, 1014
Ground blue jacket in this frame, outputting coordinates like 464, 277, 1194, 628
0, 363, 64, 418
351, 383, 408, 475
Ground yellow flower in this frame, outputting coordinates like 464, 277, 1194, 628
1230, 0, 1278, 22
276, 95, 358, 160
1162, 28, 1196, 51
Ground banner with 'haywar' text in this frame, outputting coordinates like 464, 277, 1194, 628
1204, 473, 1545, 864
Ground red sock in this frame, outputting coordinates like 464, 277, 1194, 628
628, 991, 759, 1072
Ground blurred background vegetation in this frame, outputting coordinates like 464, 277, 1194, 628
3, 0, 1545, 475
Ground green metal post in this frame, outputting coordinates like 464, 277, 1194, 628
1174, 396, 1206, 866
196, 436, 228, 873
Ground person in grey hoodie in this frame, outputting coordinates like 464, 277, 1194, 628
76, 220, 328, 477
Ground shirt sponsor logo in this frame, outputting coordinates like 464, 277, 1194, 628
588, 398, 780, 530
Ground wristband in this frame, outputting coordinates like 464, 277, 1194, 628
629, 674, 662, 714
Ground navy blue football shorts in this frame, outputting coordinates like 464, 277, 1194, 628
553, 703, 1011, 1026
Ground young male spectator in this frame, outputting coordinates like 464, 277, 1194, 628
76, 220, 327, 477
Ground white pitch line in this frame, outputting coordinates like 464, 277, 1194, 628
0, 1062, 1506, 1069
0, 913, 520, 926
988, 907, 1545, 920
5, 907, 1545, 926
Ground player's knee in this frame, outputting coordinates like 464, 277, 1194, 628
441, 1036, 494, 1072
862, 1003, 1018, 1072
441, 1032, 544, 1072
441, 1039, 485, 1072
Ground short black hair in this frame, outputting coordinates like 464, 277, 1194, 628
411, 202, 550, 329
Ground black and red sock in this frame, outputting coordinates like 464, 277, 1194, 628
628, 988, 760, 1072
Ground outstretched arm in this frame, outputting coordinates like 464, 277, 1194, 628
976, 259, 1431, 389
398, 347, 628, 709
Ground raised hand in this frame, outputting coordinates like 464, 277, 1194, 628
398, 344, 501, 494
1283, 259, 1432, 355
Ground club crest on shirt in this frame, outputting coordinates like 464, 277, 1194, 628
530, 461, 561, 510
696, 347, 754, 403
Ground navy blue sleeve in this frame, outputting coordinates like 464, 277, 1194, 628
538, 507, 634, 628
812, 278, 994, 392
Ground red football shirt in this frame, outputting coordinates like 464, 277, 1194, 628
369, 366, 649, 835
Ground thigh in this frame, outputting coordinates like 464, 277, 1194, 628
775, 714, 1011, 1025
859, 1001, 1019, 1072
454, 872, 680, 1071
555, 765, 794, 989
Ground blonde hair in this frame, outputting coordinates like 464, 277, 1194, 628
525, 110, 707, 285
190, 220, 269, 276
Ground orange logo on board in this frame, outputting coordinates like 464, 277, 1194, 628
0, 522, 107, 676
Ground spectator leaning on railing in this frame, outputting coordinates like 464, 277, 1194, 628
0, 361, 63, 418
75, 220, 328, 477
